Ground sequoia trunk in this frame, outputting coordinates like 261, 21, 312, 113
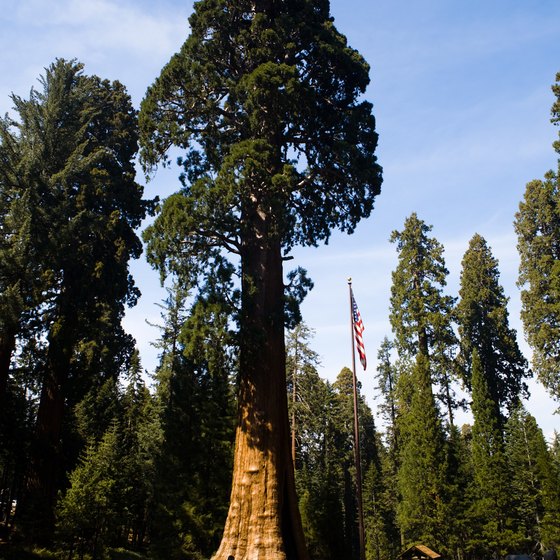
18, 313, 73, 544
213, 230, 308, 560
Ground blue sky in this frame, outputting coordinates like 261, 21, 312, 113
1, 0, 559, 436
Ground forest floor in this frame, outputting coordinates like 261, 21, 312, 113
0, 543, 149, 560
0, 543, 59, 559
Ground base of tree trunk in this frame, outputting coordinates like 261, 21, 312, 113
212, 417, 308, 560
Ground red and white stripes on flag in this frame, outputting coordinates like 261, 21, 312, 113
351, 290, 367, 370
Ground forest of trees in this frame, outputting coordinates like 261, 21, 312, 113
1, 2, 560, 560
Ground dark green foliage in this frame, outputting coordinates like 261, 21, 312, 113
295, 378, 347, 560
470, 349, 517, 556
118, 351, 161, 550
389, 214, 455, 357
457, 234, 529, 417
148, 283, 236, 560
442, 426, 477, 560
13, 58, 150, 543
1, 16, 559, 560
333, 368, 391, 560
505, 406, 560, 552
139, 0, 382, 255
139, 3, 381, 556
389, 213, 459, 425
56, 423, 122, 559
56, 352, 160, 559
396, 353, 448, 550
375, 337, 400, 470
290, 361, 395, 560
287, 349, 362, 560
74, 377, 122, 445
551, 432, 560, 474
515, 72, 560, 401
286, 322, 321, 464
0, 58, 151, 545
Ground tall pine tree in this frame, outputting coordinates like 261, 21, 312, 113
396, 353, 448, 550
149, 279, 236, 560
456, 233, 529, 419
389, 213, 459, 425
505, 406, 560, 553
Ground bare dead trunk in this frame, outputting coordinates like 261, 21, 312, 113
213, 231, 308, 560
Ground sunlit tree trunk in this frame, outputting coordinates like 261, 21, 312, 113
214, 218, 308, 560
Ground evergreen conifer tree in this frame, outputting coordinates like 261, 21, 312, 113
551, 432, 560, 473
389, 213, 459, 424
470, 349, 515, 557
375, 337, 399, 459
149, 281, 236, 560
290, 366, 343, 560
0, 125, 32, 406
442, 425, 476, 560
297, 401, 346, 559
286, 322, 320, 468
57, 351, 160, 556
7, 59, 150, 544
333, 367, 363, 560
330, 367, 386, 560
56, 423, 121, 560
139, 2, 382, 557
515, 72, 560, 401
505, 406, 560, 552
456, 233, 529, 418
118, 350, 161, 550
396, 353, 448, 550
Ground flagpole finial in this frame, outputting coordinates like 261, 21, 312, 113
348, 277, 352, 285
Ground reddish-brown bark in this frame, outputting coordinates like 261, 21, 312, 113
213, 226, 308, 560
18, 319, 72, 544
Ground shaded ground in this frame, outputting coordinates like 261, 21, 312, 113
0, 543, 149, 560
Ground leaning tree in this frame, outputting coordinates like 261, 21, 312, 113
139, 1, 382, 558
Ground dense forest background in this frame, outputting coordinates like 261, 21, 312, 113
1, 2, 560, 560
1, 58, 559, 559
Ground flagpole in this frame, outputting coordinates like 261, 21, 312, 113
348, 278, 366, 560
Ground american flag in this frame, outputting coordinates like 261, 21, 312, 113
351, 290, 367, 370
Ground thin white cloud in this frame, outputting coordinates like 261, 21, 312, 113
13, 0, 189, 57
0, 0, 191, 111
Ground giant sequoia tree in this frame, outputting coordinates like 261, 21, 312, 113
139, 1, 382, 558
4, 59, 149, 543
